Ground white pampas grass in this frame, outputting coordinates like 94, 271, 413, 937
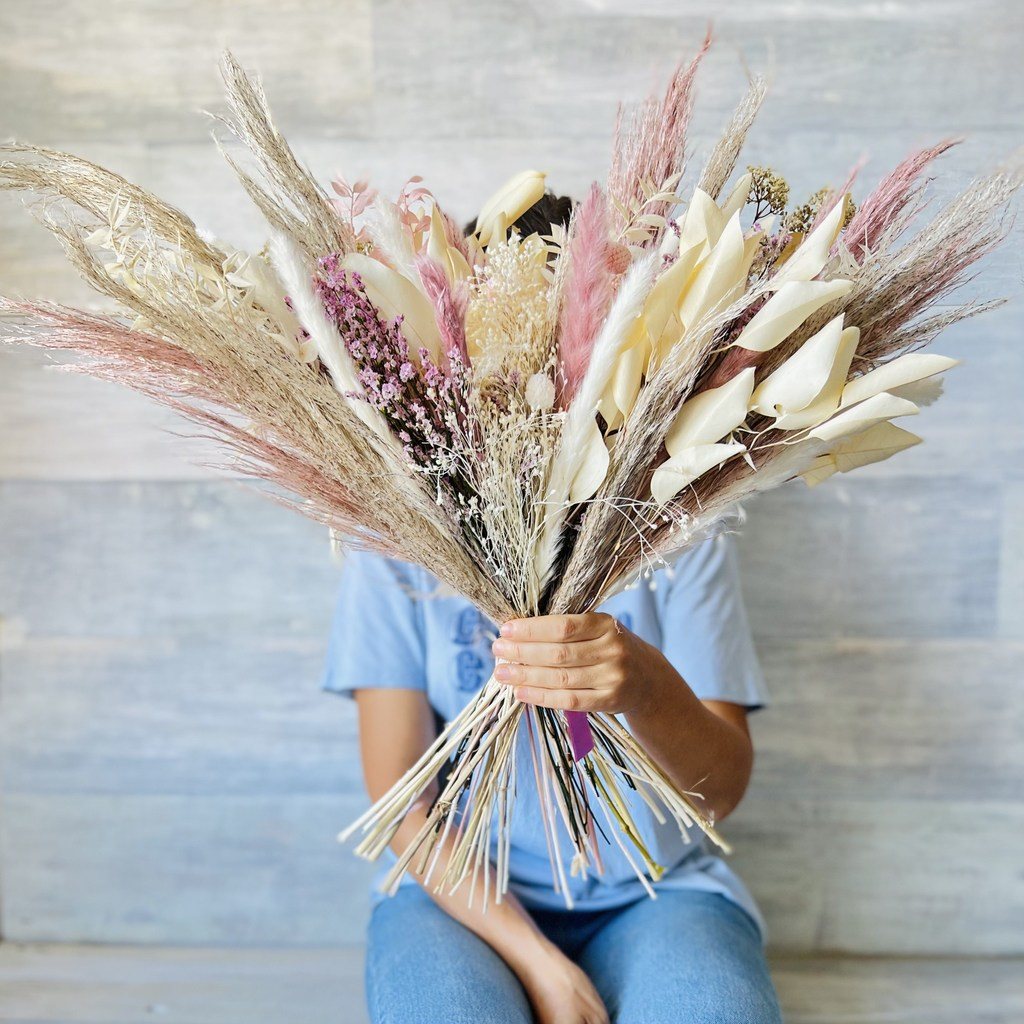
269, 232, 359, 395
535, 250, 658, 588
366, 197, 422, 284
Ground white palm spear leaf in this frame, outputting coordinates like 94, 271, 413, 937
534, 251, 659, 589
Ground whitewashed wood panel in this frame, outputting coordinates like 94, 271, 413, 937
0, 944, 367, 1024
0, 0, 1022, 961
0, 635, 361, 797
751, 637, 1024, 801
727, 796, 1024, 954
1, 279, 1018, 485
773, 953, 1024, 1024
370, 1, 1024, 137
2, 128, 1018, 299
737, 475, 1002, 640
6, 790, 1024, 950
0, 0, 373, 144
5, 624, 1021, 808
0, 482, 338, 640
0, 134, 615, 303
0, 433, 1016, 950
0, 793, 377, 945
544, 0, 1007, 15
998, 480, 1024, 639
1, 943, 1023, 1024
0, 475, 1004, 676
0, 348, 219, 481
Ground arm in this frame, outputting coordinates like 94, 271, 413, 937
354, 688, 608, 1024
492, 614, 754, 821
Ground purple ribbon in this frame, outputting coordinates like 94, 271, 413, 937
566, 710, 595, 761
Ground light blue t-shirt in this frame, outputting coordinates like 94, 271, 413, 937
323, 534, 769, 937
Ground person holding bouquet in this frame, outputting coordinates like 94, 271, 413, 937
326, 234, 783, 1018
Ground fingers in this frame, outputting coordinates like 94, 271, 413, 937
492, 636, 607, 668
581, 980, 609, 1024
493, 612, 628, 713
494, 660, 602, 690
499, 612, 613, 644
511, 684, 602, 712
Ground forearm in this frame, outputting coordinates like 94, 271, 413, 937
494, 613, 755, 822
625, 659, 753, 821
356, 689, 605, 1021
387, 794, 609, 1023
387, 793, 559, 983
356, 690, 555, 978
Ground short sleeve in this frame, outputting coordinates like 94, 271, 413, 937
321, 550, 428, 699
659, 534, 768, 710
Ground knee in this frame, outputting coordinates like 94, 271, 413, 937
368, 989, 532, 1024
365, 898, 534, 1024
694, 987, 783, 1024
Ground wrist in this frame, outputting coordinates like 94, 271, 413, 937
627, 643, 686, 719
505, 933, 565, 986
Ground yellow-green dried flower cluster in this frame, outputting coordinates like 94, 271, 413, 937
746, 165, 791, 220
784, 187, 858, 234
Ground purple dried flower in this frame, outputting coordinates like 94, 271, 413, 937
313, 254, 481, 496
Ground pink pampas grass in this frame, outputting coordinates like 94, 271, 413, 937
556, 184, 616, 403
416, 255, 469, 369
0, 298, 213, 394
845, 139, 960, 258
607, 29, 712, 236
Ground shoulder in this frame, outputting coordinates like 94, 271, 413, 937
661, 532, 740, 592
340, 548, 427, 588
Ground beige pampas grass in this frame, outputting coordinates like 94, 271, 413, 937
698, 77, 768, 202
213, 51, 356, 260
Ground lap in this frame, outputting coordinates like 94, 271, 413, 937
365, 884, 534, 1024
578, 890, 782, 1024
364, 884, 780, 1024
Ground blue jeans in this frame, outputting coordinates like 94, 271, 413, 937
365, 885, 782, 1023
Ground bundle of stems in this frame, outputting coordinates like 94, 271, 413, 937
1, 42, 1019, 905
345, 679, 725, 901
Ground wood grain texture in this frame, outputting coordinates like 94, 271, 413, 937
0, 635, 361, 796
0, 1, 373, 143
737, 475, 1002, 640
0, 794, 376, 946
0, 348, 219, 481
0, 0, 1022, 958
998, 481, 1024, 639
369, 1, 1024, 137
1, 943, 1023, 1024
727, 796, 1024, 954
752, 637, 1024, 802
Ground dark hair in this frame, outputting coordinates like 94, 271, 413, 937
464, 191, 575, 239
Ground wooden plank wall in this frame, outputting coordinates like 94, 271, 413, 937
0, 0, 1021, 954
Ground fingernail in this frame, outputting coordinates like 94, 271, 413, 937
492, 639, 511, 657
500, 620, 521, 638
494, 663, 512, 681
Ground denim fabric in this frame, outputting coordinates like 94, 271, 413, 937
364, 884, 782, 1024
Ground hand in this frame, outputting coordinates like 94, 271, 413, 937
492, 612, 673, 715
517, 942, 609, 1024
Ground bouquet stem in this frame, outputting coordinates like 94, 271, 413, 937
339, 674, 728, 905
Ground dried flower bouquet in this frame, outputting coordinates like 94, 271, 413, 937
1, 42, 1019, 906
